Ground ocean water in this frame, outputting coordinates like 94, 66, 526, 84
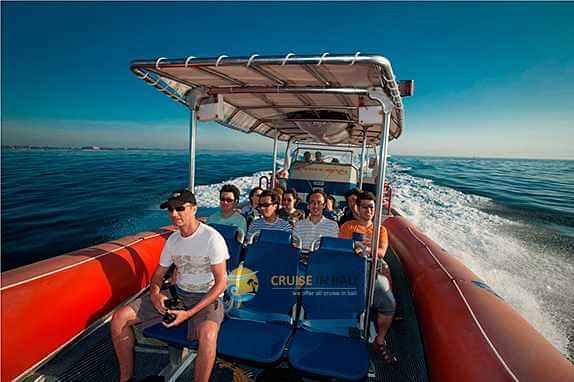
1, 149, 573, 360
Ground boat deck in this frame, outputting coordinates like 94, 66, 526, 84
29, 249, 428, 381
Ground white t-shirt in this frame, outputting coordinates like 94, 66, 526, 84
159, 223, 229, 293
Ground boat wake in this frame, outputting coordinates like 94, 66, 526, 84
165, 165, 572, 360
388, 164, 573, 361
194, 171, 271, 208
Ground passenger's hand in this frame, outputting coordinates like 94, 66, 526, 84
163, 310, 191, 328
379, 261, 391, 280
151, 292, 169, 315
376, 248, 386, 258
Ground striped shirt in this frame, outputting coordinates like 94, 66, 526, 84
294, 216, 340, 251
246, 216, 292, 241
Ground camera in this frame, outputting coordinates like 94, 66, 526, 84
161, 285, 187, 324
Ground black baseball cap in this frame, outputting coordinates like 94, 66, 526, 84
160, 189, 197, 209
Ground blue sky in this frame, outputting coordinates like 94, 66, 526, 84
1, 2, 573, 158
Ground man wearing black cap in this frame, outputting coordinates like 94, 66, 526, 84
111, 189, 229, 382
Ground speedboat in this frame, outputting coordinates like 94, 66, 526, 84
2, 53, 573, 381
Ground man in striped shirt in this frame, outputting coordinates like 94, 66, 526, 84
294, 190, 339, 251
246, 190, 291, 241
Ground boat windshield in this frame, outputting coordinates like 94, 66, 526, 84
293, 147, 353, 165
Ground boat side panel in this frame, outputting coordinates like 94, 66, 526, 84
384, 216, 574, 382
1, 231, 169, 381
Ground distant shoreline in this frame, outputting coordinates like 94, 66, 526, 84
2, 146, 572, 161
1, 145, 180, 151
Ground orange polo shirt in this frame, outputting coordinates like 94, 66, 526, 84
339, 220, 388, 256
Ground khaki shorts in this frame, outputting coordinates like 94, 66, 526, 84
129, 290, 224, 340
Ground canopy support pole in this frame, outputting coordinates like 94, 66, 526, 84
363, 88, 394, 340
358, 128, 368, 188
271, 129, 279, 189
186, 89, 206, 192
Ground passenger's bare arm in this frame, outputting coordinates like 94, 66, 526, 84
149, 265, 170, 314
164, 261, 227, 327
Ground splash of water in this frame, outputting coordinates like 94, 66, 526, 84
389, 164, 572, 359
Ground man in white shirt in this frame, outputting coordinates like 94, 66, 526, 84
294, 190, 339, 251
110, 189, 228, 382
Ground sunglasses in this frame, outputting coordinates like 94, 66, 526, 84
360, 204, 375, 210
167, 205, 186, 212
259, 203, 275, 208
220, 198, 235, 203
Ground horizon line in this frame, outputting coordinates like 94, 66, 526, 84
2, 145, 573, 161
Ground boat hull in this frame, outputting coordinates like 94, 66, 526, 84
1, 228, 173, 381
384, 216, 574, 381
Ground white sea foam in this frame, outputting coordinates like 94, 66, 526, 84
388, 165, 572, 357
197, 165, 572, 358
194, 171, 271, 208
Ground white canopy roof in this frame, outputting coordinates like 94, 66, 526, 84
130, 53, 413, 147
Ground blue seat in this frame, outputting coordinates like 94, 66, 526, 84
216, 319, 293, 363
218, 229, 301, 363
209, 223, 243, 272
316, 236, 355, 254
287, 330, 369, 381
288, 237, 369, 380
142, 229, 301, 365
142, 321, 198, 349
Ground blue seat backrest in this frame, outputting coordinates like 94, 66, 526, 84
318, 237, 355, 254
304, 238, 366, 320
210, 223, 242, 271
235, 229, 300, 316
258, 229, 291, 245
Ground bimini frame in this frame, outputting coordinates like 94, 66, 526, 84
130, 52, 413, 339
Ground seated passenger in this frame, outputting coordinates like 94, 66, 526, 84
246, 190, 291, 241
241, 186, 263, 225
278, 188, 305, 227
294, 190, 339, 251
207, 184, 246, 234
273, 186, 284, 206
323, 194, 341, 221
339, 191, 397, 364
314, 151, 324, 163
331, 157, 340, 163
303, 151, 312, 162
111, 189, 227, 382
338, 188, 361, 226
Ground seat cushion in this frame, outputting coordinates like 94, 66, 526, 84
142, 322, 198, 349
217, 318, 292, 364
288, 328, 369, 381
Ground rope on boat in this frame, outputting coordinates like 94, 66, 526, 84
1, 230, 174, 291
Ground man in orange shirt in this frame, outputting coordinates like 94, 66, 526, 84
339, 191, 397, 363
